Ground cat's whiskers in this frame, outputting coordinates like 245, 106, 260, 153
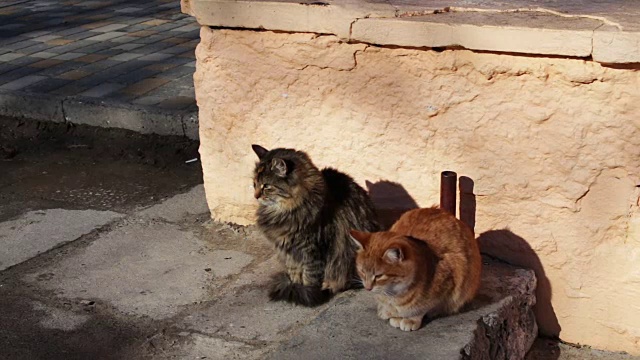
382, 288, 395, 297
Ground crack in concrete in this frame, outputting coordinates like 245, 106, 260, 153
297, 45, 364, 72
590, 22, 606, 59
352, 45, 368, 69
348, 18, 358, 39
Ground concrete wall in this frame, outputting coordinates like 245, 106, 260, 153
194, 27, 640, 353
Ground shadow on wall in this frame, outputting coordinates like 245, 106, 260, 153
365, 177, 561, 339
459, 176, 476, 234
478, 229, 562, 338
463, 173, 562, 337
366, 176, 477, 232
365, 180, 419, 229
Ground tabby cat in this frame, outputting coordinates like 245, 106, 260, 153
251, 144, 380, 306
350, 207, 481, 331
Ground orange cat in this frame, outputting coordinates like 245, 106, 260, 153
350, 207, 481, 331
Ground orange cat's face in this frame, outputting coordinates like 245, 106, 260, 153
351, 230, 416, 296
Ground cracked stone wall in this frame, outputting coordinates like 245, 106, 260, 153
194, 27, 640, 354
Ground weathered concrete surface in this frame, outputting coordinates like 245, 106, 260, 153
194, 28, 640, 353
183, 0, 640, 63
63, 97, 198, 139
268, 259, 536, 360
0, 91, 65, 123
177, 334, 269, 360
31, 301, 90, 331
182, 254, 325, 343
25, 221, 251, 319
139, 184, 209, 222
0, 90, 199, 140
352, 12, 599, 57
0, 209, 123, 271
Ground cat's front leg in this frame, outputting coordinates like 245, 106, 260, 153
388, 315, 424, 332
322, 253, 351, 293
376, 298, 398, 320
302, 260, 325, 287
284, 254, 304, 284
377, 305, 396, 320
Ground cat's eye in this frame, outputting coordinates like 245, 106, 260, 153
263, 184, 272, 190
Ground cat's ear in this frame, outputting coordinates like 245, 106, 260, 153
384, 248, 403, 263
271, 158, 287, 177
251, 144, 269, 159
350, 230, 371, 251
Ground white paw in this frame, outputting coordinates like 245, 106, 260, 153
399, 318, 420, 331
389, 317, 401, 328
389, 317, 421, 331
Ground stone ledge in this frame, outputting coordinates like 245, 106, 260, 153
182, 0, 640, 64
267, 258, 538, 360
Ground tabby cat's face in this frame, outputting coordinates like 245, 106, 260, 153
352, 231, 415, 296
253, 164, 294, 207
251, 144, 298, 208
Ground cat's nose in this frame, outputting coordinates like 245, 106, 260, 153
254, 189, 262, 199
365, 284, 373, 291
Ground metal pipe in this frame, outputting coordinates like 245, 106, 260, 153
440, 171, 457, 216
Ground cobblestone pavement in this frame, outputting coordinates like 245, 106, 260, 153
0, 0, 198, 112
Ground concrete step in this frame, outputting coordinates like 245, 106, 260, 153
267, 257, 537, 360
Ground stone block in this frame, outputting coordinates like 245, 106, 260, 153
267, 259, 537, 360
593, 29, 640, 63
0, 90, 64, 122
352, 13, 597, 57
61, 97, 186, 137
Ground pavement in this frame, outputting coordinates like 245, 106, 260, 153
0, 0, 199, 138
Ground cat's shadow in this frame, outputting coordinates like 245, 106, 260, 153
365, 180, 419, 229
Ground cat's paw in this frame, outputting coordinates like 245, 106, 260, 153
321, 280, 342, 294
389, 317, 421, 331
377, 306, 394, 320
389, 317, 402, 329
400, 318, 421, 331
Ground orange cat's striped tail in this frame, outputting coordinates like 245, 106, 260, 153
268, 272, 331, 307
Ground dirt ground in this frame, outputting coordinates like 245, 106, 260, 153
0, 117, 201, 221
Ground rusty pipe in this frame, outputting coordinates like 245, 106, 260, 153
440, 171, 457, 216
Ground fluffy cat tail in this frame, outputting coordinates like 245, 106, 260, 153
268, 272, 331, 307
